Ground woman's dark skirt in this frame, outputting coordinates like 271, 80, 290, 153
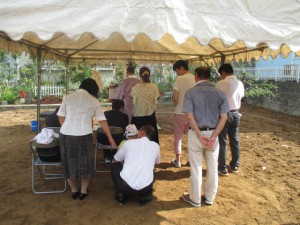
59, 133, 95, 179
131, 111, 159, 144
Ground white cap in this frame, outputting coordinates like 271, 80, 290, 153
125, 124, 138, 138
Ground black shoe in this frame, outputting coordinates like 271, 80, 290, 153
79, 192, 89, 200
139, 194, 153, 206
218, 168, 229, 176
114, 193, 126, 205
227, 165, 239, 173
71, 191, 80, 200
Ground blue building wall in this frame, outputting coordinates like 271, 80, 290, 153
256, 52, 300, 68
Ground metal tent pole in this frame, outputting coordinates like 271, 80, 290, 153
36, 47, 42, 133
65, 58, 70, 94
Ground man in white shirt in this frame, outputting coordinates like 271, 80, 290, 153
111, 125, 160, 205
216, 64, 245, 176
171, 60, 195, 168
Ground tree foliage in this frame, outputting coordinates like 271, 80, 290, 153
151, 65, 175, 94
68, 63, 92, 84
236, 73, 278, 99
0, 50, 279, 104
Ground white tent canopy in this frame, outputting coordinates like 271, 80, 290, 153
1, 0, 299, 130
0, 0, 300, 65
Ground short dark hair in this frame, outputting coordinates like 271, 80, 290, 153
112, 99, 124, 110
173, 60, 188, 71
194, 67, 211, 80
218, 63, 233, 74
79, 78, 99, 97
126, 65, 135, 74
140, 125, 156, 141
139, 67, 151, 83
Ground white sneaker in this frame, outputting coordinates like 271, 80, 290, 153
202, 195, 213, 205
171, 159, 181, 168
104, 157, 111, 163
205, 199, 213, 205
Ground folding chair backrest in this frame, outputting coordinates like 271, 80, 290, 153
97, 126, 125, 146
30, 139, 61, 162
94, 126, 125, 172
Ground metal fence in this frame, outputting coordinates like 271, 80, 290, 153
34, 85, 64, 97
234, 66, 300, 82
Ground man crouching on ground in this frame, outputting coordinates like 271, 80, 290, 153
111, 125, 160, 206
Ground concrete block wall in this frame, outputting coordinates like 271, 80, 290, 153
246, 82, 300, 116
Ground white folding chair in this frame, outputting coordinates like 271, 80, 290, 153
29, 138, 66, 194
94, 126, 124, 172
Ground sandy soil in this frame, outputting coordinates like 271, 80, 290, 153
0, 103, 299, 225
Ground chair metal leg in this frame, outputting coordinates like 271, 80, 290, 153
94, 145, 112, 173
32, 157, 67, 194
41, 165, 65, 179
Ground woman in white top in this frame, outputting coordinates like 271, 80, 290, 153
57, 78, 116, 200
131, 67, 160, 144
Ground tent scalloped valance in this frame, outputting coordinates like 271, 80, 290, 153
0, 31, 298, 65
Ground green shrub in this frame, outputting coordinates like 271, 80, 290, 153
236, 73, 278, 99
243, 80, 278, 99
0, 89, 17, 103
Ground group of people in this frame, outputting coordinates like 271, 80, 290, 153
170, 60, 244, 207
55, 65, 161, 203
54, 60, 244, 207
115, 65, 160, 144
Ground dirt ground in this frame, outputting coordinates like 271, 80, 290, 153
0, 103, 299, 225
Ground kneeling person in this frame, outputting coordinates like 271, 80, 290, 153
111, 125, 160, 205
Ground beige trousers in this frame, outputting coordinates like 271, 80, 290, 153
188, 129, 219, 204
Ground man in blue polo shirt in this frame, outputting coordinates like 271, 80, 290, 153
182, 66, 228, 207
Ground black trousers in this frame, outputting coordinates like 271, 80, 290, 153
111, 162, 153, 197
131, 111, 159, 144
103, 149, 117, 159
